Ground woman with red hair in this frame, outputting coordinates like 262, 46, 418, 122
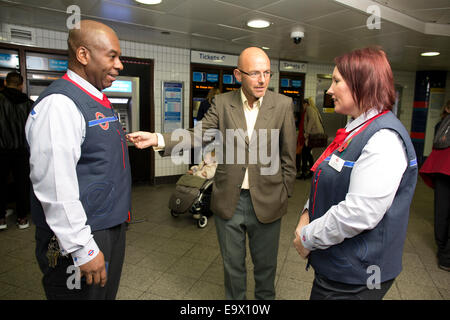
293, 47, 418, 299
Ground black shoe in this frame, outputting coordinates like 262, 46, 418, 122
438, 264, 450, 272
296, 173, 305, 179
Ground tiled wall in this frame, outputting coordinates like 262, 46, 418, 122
1, 23, 420, 177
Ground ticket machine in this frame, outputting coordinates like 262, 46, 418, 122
25, 52, 67, 101
103, 76, 140, 138
0, 48, 20, 90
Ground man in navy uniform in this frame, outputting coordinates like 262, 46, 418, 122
26, 20, 131, 299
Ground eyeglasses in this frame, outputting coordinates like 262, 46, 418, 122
238, 69, 273, 79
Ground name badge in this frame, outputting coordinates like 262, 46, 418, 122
329, 154, 345, 172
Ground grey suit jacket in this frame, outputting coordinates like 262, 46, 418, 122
161, 89, 297, 223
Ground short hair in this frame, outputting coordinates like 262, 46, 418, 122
5, 71, 23, 87
334, 47, 395, 114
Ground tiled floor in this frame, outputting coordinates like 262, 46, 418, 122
0, 175, 449, 300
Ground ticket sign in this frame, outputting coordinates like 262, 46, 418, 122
279, 60, 307, 73
191, 50, 238, 67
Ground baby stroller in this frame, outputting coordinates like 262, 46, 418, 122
168, 174, 214, 228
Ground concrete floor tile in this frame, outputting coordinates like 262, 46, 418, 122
116, 285, 145, 300
275, 277, 312, 300
199, 263, 224, 285
154, 238, 196, 256
124, 244, 148, 265
0, 262, 43, 292
437, 288, 450, 299
120, 263, 163, 292
279, 260, 315, 282
139, 291, 169, 300
0, 286, 46, 300
136, 250, 180, 272
126, 220, 159, 235
0, 255, 25, 274
382, 281, 402, 300
402, 252, 425, 270
183, 280, 225, 300
184, 244, 220, 264
165, 256, 212, 279
396, 266, 436, 287
423, 264, 450, 290
146, 273, 198, 299
171, 226, 210, 243
396, 280, 443, 300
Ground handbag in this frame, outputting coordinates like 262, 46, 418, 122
433, 115, 450, 149
308, 133, 328, 148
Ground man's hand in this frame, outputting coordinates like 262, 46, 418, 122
79, 251, 107, 287
126, 131, 158, 149
293, 211, 311, 259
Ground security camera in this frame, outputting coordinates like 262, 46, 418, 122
291, 31, 304, 44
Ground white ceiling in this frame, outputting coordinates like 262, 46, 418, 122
1, 0, 449, 71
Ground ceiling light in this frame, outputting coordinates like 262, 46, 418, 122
135, 0, 162, 4
247, 19, 270, 28
421, 51, 440, 57
262, 46, 270, 50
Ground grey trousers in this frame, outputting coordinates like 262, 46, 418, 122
214, 189, 281, 300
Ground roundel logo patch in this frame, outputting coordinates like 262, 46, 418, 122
96, 112, 109, 130
88, 250, 95, 256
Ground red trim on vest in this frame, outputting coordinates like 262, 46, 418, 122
61, 74, 112, 109
311, 110, 389, 172
413, 101, 428, 108
410, 132, 425, 139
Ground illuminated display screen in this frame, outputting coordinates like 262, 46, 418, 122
193, 72, 206, 82
207, 73, 219, 82
291, 80, 302, 88
280, 78, 290, 87
0, 53, 19, 69
103, 80, 132, 93
223, 74, 234, 85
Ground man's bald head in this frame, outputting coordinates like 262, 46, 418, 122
237, 47, 270, 70
67, 20, 123, 91
68, 20, 118, 63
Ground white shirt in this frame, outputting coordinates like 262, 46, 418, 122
156, 88, 263, 189
240, 89, 262, 189
300, 109, 408, 251
25, 69, 100, 267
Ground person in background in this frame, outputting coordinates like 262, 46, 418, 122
0, 71, 33, 230
300, 97, 324, 179
127, 47, 297, 300
197, 87, 221, 121
293, 47, 418, 299
295, 102, 306, 179
188, 150, 217, 180
419, 100, 450, 272
26, 20, 131, 299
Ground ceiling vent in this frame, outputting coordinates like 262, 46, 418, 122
5, 24, 35, 45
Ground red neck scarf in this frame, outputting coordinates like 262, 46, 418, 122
310, 110, 389, 172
